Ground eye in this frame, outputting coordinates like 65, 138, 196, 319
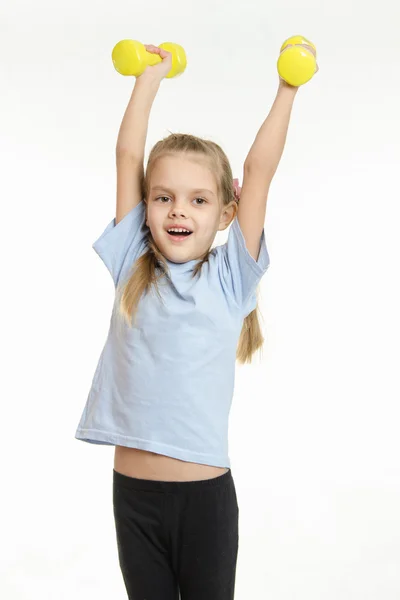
155, 196, 206, 205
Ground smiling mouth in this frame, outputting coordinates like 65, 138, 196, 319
167, 230, 193, 241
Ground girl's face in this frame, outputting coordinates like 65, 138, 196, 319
146, 154, 235, 264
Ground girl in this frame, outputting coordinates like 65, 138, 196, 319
75, 43, 317, 599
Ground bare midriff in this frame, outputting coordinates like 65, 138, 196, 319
114, 446, 229, 482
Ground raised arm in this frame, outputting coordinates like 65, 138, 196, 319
116, 77, 160, 158
237, 81, 298, 261
115, 45, 172, 224
244, 81, 298, 180
238, 40, 318, 262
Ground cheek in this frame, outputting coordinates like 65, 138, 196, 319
147, 217, 168, 242
146, 205, 162, 228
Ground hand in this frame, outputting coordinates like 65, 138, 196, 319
138, 44, 173, 83
278, 43, 319, 90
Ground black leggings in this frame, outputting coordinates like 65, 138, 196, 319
113, 467, 239, 599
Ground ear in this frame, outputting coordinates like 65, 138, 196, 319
218, 201, 238, 231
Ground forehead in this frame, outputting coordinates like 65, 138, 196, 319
150, 154, 217, 193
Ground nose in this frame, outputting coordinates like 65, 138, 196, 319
169, 204, 187, 218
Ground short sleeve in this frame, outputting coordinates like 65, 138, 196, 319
216, 216, 270, 310
92, 200, 149, 287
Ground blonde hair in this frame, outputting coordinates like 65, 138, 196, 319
117, 133, 265, 364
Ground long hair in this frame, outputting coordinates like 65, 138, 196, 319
117, 133, 265, 364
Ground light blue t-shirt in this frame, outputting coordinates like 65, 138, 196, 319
75, 200, 270, 468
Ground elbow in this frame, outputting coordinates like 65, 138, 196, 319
244, 158, 276, 182
244, 157, 264, 172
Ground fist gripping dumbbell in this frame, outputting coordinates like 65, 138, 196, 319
277, 35, 317, 87
112, 40, 187, 78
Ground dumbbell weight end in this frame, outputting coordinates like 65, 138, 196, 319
277, 35, 317, 87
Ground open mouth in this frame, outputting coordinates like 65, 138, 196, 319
167, 230, 193, 241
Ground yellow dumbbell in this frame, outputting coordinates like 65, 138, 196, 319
112, 40, 187, 79
277, 35, 317, 87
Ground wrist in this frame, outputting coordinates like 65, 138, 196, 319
135, 73, 162, 91
276, 81, 299, 106
278, 79, 299, 95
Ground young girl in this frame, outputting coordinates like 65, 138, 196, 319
75, 43, 316, 599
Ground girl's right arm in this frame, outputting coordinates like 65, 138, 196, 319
115, 45, 172, 225
115, 77, 160, 224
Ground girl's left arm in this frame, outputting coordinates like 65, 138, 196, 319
238, 81, 299, 262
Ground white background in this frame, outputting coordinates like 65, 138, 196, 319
1, 0, 400, 598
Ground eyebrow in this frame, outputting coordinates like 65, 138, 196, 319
151, 185, 215, 197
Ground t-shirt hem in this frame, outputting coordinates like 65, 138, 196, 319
75, 428, 230, 469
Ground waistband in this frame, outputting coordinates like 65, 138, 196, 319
113, 467, 233, 493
